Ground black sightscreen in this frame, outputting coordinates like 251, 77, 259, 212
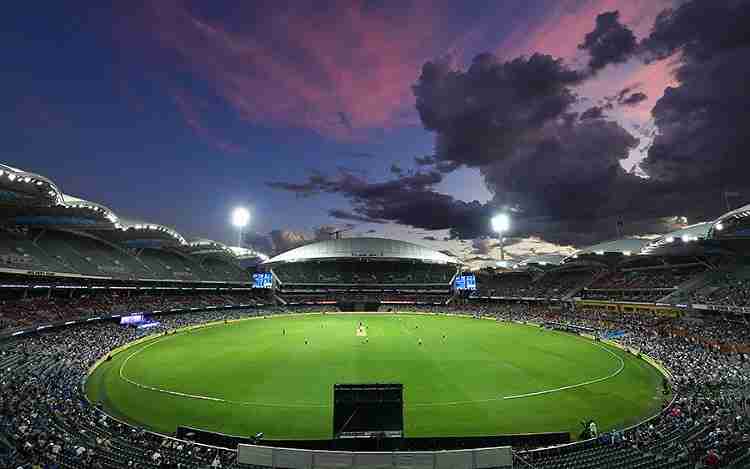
333, 384, 404, 438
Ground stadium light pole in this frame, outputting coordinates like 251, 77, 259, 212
491, 213, 510, 261
231, 207, 250, 248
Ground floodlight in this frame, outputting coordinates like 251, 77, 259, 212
491, 213, 510, 233
491, 213, 510, 261
715, 223, 724, 231
231, 207, 250, 228
681, 234, 690, 243
623, 251, 632, 256
666, 236, 675, 243
7, 173, 15, 182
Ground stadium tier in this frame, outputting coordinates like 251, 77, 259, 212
3, 165, 750, 468
0, 227, 252, 282
273, 260, 455, 285
1, 303, 749, 468
263, 238, 460, 308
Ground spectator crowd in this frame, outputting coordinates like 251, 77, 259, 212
0, 301, 748, 468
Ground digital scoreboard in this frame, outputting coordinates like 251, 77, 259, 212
252, 272, 273, 288
453, 274, 476, 290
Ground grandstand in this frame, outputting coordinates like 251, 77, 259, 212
471, 216, 750, 310
265, 237, 460, 308
0, 165, 268, 333
2, 164, 750, 468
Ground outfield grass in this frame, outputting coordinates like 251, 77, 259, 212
86, 313, 666, 440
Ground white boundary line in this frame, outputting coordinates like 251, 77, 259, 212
119, 334, 329, 408
116, 315, 625, 408
502, 341, 624, 400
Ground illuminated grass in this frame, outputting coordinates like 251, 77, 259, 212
87, 313, 665, 440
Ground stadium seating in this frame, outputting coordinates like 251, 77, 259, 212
0, 228, 250, 283
0, 291, 268, 330
476, 269, 596, 299
475, 272, 535, 297
1, 302, 749, 468
35, 230, 150, 278
582, 265, 707, 302
273, 261, 455, 285
133, 248, 205, 281
684, 268, 750, 307
0, 229, 75, 273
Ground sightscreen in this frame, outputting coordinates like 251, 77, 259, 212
333, 384, 404, 438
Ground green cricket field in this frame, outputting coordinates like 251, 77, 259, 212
86, 313, 666, 440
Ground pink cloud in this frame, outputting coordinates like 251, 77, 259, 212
170, 87, 245, 154
498, 0, 672, 61
496, 1, 679, 121
120, 0, 679, 146
134, 0, 443, 139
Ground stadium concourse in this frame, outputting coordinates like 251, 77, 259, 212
0, 164, 749, 468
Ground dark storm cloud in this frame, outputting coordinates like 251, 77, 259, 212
414, 155, 436, 166
270, 2, 750, 247
270, 48, 658, 245
410, 48, 659, 244
580, 106, 604, 120
338, 112, 353, 132
638, 0, 750, 193
561, 0, 750, 203
414, 154, 461, 173
598, 85, 647, 109
578, 11, 637, 72
481, 118, 640, 224
620, 91, 647, 106
413, 53, 584, 168
268, 169, 494, 239
328, 209, 386, 224
266, 171, 339, 197
639, 1, 750, 63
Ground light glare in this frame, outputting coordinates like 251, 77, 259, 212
231, 207, 250, 228
491, 213, 510, 233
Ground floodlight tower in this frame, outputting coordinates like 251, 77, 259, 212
231, 207, 250, 247
491, 213, 510, 261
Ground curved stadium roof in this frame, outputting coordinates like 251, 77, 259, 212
640, 222, 713, 255
264, 237, 461, 265
0, 164, 257, 258
570, 237, 651, 258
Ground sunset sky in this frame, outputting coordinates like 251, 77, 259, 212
3, 0, 748, 262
